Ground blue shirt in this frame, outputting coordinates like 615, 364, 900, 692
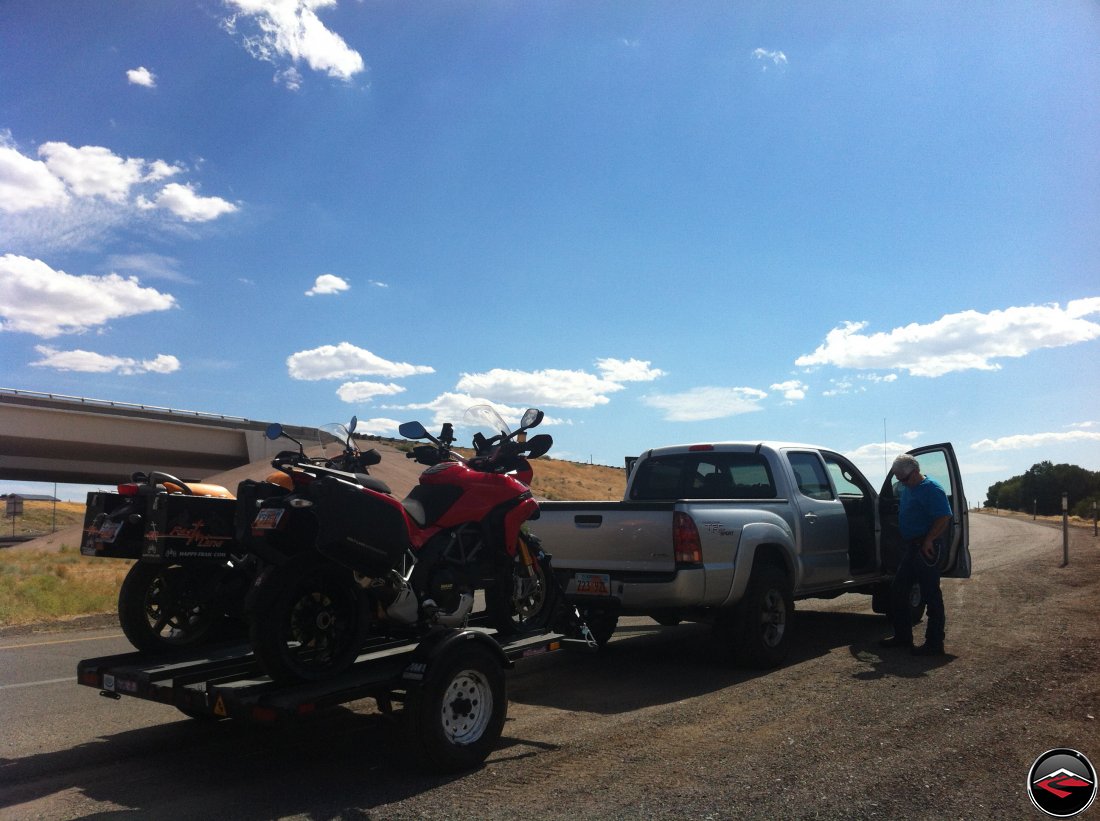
898, 477, 952, 540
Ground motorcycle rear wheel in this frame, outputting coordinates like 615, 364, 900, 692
118, 562, 226, 653
485, 536, 560, 635
249, 556, 366, 683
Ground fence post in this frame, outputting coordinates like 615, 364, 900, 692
1061, 492, 1069, 567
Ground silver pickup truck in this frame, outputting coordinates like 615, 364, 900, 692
538, 442, 970, 666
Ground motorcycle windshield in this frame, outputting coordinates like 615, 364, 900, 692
317, 423, 352, 460
462, 404, 512, 440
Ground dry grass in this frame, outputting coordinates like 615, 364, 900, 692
2, 500, 86, 538
528, 457, 626, 501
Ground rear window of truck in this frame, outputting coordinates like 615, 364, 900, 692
629, 453, 777, 501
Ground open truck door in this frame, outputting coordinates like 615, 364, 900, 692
878, 442, 971, 579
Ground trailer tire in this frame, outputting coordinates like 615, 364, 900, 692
405, 645, 506, 773
118, 562, 225, 653
729, 564, 793, 668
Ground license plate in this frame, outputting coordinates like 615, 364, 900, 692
96, 520, 123, 544
572, 572, 611, 596
252, 508, 284, 530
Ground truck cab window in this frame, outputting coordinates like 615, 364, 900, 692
630, 453, 776, 501
788, 452, 835, 501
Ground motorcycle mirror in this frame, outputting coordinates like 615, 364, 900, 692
348, 416, 358, 435
526, 434, 553, 459
361, 449, 382, 467
265, 422, 284, 441
520, 408, 544, 430
399, 421, 429, 440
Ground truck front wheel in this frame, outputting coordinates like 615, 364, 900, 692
728, 565, 793, 668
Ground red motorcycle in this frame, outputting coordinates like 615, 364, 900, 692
241, 406, 559, 682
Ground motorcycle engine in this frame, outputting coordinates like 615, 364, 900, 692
424, 566, 473, 614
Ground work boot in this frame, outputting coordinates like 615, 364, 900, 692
911, 642, 945, 657
878, 636, 913, 649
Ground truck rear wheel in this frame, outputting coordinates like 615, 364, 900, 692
404, 645, 506, 773
729, 565, 793, 668
872, 581, 926, 625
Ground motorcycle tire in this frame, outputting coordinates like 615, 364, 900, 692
403, 644, 506, 773
248, 555, 367, 683
485, 538, 560, 636
118, 561, 226, 653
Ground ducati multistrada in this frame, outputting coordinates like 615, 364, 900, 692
238, 406, 559, 682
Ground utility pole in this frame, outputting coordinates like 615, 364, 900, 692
1061, 492, 1069, 567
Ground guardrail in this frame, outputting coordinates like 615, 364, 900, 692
0, 387, 251, 424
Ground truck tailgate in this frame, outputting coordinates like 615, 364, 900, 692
536, 501, 676, 574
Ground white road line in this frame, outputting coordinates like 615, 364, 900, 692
0, 633, 124, 650
0, 677, 73, 690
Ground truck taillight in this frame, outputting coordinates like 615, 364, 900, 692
673, 511, 702, 564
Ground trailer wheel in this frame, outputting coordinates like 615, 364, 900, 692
118, 562, 225, 653
249, 556, 366, 683
405, 645, 506, 773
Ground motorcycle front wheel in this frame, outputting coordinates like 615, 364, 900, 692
249, 555, 367, 682
485, 535, 560, 635
118, 561, 227, 653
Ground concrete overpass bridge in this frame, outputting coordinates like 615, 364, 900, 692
0, 389, 320, 485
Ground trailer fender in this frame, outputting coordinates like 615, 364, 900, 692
401, 628, 512, 686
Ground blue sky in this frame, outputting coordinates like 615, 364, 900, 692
2, 1, 1098, 504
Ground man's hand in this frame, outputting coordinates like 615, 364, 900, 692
921, 540, 936, 561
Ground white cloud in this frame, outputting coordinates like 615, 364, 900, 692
796, 299, 1100, 378
335, 381, 405, 403
752, 48, 788, 69
147, 182, 239, 222
105, 253, 193, 284
31, 345, 179, 375
39, 142, 145, 203
595, 357, 665, 383
642, 386, 768, 422
354, 417, 402, 437
770, 379, 807, 401
901, 430, 922, 441
126, 66, 157, 88
0, 254, 177, 337
970, 431, 1100, 452
0, 136, 237, 250
306, 273, 350, 296
287, 342, 435, 380
223, 0, 366, 84
0, 137, 69, 213
399, 392, 532, 430
456, 367, 626, 409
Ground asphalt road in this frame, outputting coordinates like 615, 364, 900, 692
1, 514, 1097, 820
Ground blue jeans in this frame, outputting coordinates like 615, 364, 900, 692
890, 539, 946, 646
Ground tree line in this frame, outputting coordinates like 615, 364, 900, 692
984, 461, 1100, 518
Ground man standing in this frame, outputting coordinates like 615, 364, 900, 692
879, 453, 953, 656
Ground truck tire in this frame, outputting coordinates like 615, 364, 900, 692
731, 565, 794, 668
118, 562, 225, 653
871, 581, 926, 626
404, 644, 507, 773
578, 607, 618, 648
248, 556, 366, 683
